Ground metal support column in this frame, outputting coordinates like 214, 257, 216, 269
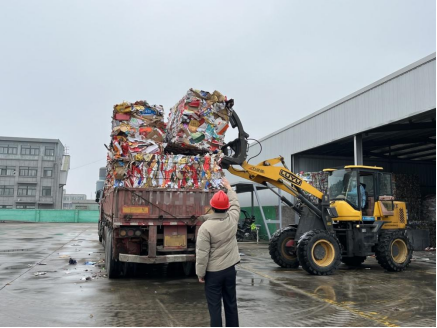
278, 188, 282, 230
253, 185, 280, 240
251, 190, 254, 217
253, 186, 271, 240
354, 134, 363, 165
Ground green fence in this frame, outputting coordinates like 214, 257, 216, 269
240, 206, 278, 240
0, 209, 99, 223
1, 207, 279, 238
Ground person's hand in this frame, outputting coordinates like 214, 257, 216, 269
221, 177, 231, 190
198, 276, 205, 283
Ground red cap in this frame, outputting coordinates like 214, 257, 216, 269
210, 190, 230, 210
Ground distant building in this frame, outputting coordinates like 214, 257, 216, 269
0, 137, 69, 209
63, 193, 99, 210
96, 167, 106, 193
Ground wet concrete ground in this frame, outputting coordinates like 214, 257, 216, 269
0, 223, 435, 327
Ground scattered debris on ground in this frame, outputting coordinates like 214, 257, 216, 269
69, 258, 77, 265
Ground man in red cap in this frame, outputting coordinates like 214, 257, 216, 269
196, 177, 240, 327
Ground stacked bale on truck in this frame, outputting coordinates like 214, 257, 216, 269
98, 90, 234, 278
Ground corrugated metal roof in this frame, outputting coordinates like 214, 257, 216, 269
249, 53, 436, 156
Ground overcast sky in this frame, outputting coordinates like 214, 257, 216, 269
0, 0, 435, 197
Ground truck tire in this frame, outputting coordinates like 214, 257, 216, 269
342, 256, 366, 266
297, 230, 342, 275
98, 221, 103, 243
269, 226, 299, 268
375, 231, 412, 272
105, 229, 120, 278
182, 262, 194, 276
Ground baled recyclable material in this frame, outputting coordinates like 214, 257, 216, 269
165, 89, 234, 154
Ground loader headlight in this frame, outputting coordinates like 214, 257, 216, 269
135, 230, 142, 237
120, 229, 127, 237
326, 207, 338, 218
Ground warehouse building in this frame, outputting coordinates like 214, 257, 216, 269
0, 137, 69, 209
63, 193, 99, 210
232, 53, 436, 232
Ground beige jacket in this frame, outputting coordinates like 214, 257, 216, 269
195, 189, 241, 278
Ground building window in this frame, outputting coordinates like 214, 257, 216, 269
21, 146, 40, 155
0, 205, 12, 209
45, 148, 55, 156
0, 145, 18, 154
16, 204, 35, 209
19, 167, 38, 177
17, 185, 36, 196
42, 186, 52, 196
0, 186, 14, 196
43, 168, 53, 177
0, 166, 15, 176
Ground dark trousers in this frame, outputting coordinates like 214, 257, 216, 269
205, 265, 239, 327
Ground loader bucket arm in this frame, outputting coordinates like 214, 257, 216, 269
221, 110, 249, 169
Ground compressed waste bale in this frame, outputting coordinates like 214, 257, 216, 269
421, 194, 436, 221
110, 100, 166, 161
106, 153, 224, 189
165, 89, 234, 154
392, 174, 422, 221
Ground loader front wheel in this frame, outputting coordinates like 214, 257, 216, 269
375, 232, 412, 272
297, 230, 341, 275
269, 227, 299, 268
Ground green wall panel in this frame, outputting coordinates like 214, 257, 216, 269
0, 209, 99, 223
240, 206, 278, 240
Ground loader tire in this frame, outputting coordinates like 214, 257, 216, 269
105, 229, 120, 278
375, 231, 412, 272
269, 226, 299, 268
342, 256, 366, 266
297, 230, 341, 275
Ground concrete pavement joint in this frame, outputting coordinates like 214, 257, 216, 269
239, 264, 399, 327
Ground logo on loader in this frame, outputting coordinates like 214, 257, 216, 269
248, 166, 265, 174
279, 170, 302, 186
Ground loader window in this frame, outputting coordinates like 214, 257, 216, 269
328, 170, 359, 209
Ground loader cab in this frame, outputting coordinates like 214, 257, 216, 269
325, 165, 392, 220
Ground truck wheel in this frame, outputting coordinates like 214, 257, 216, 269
105, 229, 120, 278
182, 262, 194, 276
375, 232, 412, 272
98, 221, 103, 243
269, 226, 299, 268
297, 230, 341, 275
342, 256, 366, 266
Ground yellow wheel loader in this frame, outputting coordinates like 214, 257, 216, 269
221, 110, 413, 275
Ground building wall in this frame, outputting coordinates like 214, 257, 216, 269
0, 137, 66, 209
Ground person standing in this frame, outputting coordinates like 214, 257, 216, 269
196, 177, 240, 327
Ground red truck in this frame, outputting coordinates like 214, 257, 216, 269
96, 111, 248, 278
96, 187, 215, 278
